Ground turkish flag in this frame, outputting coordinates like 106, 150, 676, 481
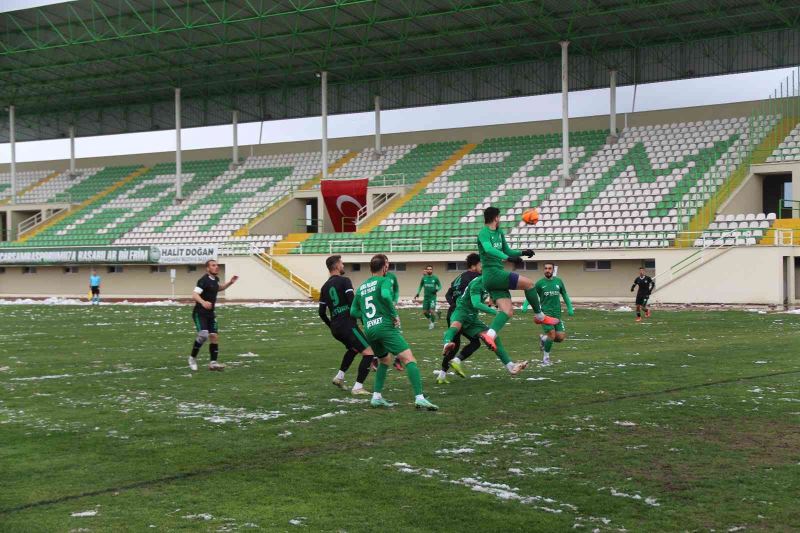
321, 179, 369, 232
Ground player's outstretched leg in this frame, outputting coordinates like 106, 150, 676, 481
396, 349, 438, 410
635, 304, 642, 322
333, 349, 357, 389
495, 337, 527, 375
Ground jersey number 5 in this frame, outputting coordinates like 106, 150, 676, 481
365, 296, 376, 318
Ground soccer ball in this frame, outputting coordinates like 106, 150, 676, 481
522, 208, 539, 225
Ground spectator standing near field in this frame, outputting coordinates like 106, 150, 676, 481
89, 269, 101, 305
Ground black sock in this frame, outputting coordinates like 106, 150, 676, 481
210, 343, 219, 361
459, 336, 481, 361
637, 311, 641, 317
441, 352, 454, 372
340, 349, 357, 373
356, 355, 372, 385
191, 341, 202, 358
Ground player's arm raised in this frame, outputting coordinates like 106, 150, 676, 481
501, 232, 534, 258
219, 275, 240, 290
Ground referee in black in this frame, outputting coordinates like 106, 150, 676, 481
630, 267, 655, 322
319, 255, 374, 395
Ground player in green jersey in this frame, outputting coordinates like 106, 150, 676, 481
437, 272, 528, 383
534, 262, 574, 366
476, 207, 559, 352
414, 265, 442, 330
350, 254, 438, 411
376, 254, 405, 372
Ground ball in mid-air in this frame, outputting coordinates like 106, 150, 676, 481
522, 208, 539, 225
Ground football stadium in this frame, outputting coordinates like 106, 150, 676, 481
1, 1, 800, 531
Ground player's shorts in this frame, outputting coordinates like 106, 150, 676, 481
90, 286, 100, 296
422, 296, 437, 312
482, 268, 517, 301
635, 294, 650, 306
365, 325, 410, 357
331, 323, 370, 353
193, 310, 218, 334
449, 309, 487, 338
542, 319, 565, 334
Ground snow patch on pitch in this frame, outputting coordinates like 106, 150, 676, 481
387, 462, 613, 527
176, 402, 284, 424
71, 510, 98, 517
598, 487, 660, 507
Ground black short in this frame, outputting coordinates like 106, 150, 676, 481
635, 294, 650, 306
331, 323, 370, 353
90, 286, 100, 296
193, 310, 218, 333
446, 306, 455, 325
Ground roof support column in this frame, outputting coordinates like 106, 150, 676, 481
9, 105, 16, 205
69, 125, 76, 175
175, 88, 183, 203
560, 41, 570, 187
321, 71, 329, 180
232, 110, 239, 166
609, 69, 617, 138
374, 95, 382, 157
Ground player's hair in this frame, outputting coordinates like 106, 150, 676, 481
466, 253, 480, 267
326, 255, 342, 272
205, 259, 217, 267
639, 266, 646, 270
370, 254, 387, 273
425, 264, 433, 269
483, 206, 500, 224
543, 262, 555, 268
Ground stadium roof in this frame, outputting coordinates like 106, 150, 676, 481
1, 0, 799, 142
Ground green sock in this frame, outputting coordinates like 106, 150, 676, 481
544, 339, 553, 353
488, 311, 510, 334
404, 361, 424, 396
374, 363, 389, 393
443, 327, 458, 344
494, 337, 512, 365
524, 289, 543, 314
429, 314, 436, 324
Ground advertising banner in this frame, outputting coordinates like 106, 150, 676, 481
0, 245, 218, 265
151, 245, 218, 264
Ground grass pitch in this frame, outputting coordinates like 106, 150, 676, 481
1, 303, 799, 532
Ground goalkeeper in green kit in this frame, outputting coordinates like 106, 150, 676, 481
350, 254, 439, 411
476, 207, 560, 351
534, 262, 574, 365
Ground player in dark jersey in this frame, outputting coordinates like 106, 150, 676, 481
631, 267, 655, 322
319, 255, 375, 396
188, 259, 239, 371
437, 253, 482, 383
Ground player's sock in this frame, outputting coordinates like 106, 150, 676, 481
544, 338, 553, 353
494, 338, 512, 366
505, 361, 516, 372
335, 370, 346, 381
441, 353, 452, 372
209, 343, 219, 361
404, 361, 424, 397
339, 349, 356, 373
374, 362, 389, 394
459, 337, 481, 361
524, 288, 543, 314
191, 341, 202, 358
487, 312, 510, 337
356, 355, 371, 385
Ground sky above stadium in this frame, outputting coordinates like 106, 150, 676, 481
0, 1, 796, 164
